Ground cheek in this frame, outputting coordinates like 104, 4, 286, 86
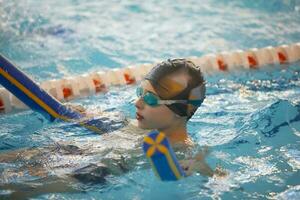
144, 106, 175, 127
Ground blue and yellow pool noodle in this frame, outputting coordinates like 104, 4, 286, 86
0, 54, 118, 134
143, 130, 186, 181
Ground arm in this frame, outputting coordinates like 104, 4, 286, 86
180, 146, 227, 177
1, 177, 78, 200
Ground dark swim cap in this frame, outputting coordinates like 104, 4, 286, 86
145, 58, 206, 120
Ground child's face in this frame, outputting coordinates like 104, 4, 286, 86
135, 80, 177, 130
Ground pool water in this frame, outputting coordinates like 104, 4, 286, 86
0, 0, 300, 199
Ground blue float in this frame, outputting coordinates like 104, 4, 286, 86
0, 54, 121, 134
143, 130, 186, 181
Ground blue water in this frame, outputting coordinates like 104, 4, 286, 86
0, 0, 300, 199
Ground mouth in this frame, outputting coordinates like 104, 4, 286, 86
136, 113, 144, 121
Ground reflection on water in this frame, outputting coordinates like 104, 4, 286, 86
0, 0, 300, 199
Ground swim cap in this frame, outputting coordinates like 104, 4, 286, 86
145, 58, 206, 120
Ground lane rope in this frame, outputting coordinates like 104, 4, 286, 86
1, 43, 299, 114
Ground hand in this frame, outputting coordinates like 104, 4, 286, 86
179, 159, 195, 176
213, 165, 228, 177
64, 103, 86, 114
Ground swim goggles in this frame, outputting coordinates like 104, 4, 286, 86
136, 87, 203, 107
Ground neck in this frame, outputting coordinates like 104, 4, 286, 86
158, 123, 189, 145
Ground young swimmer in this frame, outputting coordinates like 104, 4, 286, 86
0, 59, 224, 199
135, 58, 217, 176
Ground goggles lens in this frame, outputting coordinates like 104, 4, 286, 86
136, 87, 159, 106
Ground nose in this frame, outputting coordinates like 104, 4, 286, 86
135, 97, 144, 110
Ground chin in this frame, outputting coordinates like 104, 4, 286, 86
137, 120, 151, 130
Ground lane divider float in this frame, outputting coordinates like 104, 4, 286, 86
0, 43, 299, 114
